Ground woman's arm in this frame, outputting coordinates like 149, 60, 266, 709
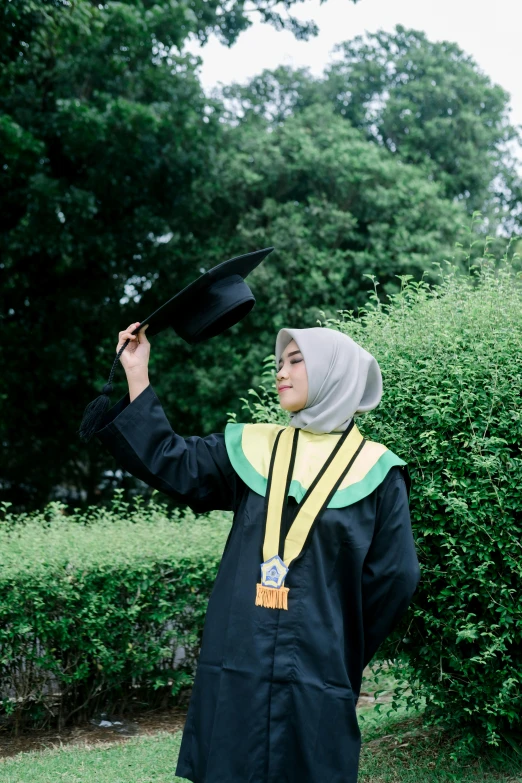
94, 321, 240, 513
95, 383, 240, 513
127, 366, 150, 402
361, 466, 421, 670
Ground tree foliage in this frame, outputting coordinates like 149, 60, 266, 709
224, 26, 521, 217
1, 0, 222, 509
159, 103, 463, 438
327, 28, 518, 210
0, 2, 519, 509
0, 0, 335, 509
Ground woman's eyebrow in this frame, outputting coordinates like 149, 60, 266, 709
278, 349, 302, 365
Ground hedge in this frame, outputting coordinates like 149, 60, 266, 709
0, 491, 231, 732
239, 243, 522, 756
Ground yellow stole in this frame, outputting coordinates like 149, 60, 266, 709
255, 423, 366, 610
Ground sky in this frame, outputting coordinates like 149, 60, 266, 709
185, 0, 522, 132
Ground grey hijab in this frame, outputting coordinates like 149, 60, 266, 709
275, 327, 382, 434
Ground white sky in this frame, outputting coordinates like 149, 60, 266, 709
185, 0, 522, 132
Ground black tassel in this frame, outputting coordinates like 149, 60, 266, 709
78, 339, 130, 443
78, 382, 113, 443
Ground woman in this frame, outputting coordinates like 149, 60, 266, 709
94, 321, 421, 783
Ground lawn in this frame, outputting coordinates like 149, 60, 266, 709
1, 709, 520, 783
1, 667, 520, 783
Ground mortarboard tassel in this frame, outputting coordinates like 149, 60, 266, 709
78, 339, 130, 443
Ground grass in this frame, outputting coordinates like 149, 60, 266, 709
0, 732, 185, 783
1, 711, 521, 783
1, 666, 520, 782
357, 712, 522, 782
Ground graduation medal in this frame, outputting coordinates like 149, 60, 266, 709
255, 422, 366, 610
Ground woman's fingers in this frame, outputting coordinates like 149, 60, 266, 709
118, 332, 136, 345
117, 322, 150, 352
119, 322, 141, 340
137, 323, 150, 341
118, 322, 139, 351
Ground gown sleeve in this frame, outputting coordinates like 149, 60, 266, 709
94, 383, 240, 513
361, 466, 421, 670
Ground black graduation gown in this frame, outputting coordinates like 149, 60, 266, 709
95, 383, 421, 783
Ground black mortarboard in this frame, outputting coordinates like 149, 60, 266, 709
78, 247, 274, 443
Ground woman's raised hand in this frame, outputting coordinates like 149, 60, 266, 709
117, 322, 151, 375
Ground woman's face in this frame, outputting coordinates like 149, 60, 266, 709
276, 338, 309, 412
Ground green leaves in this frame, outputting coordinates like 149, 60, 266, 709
2, 8, 520, 510
225, 28, 521, 221
170, 101, 465, 434
0, 494, 233, 730
241, 248, 522, 752
325, 26, 520, 216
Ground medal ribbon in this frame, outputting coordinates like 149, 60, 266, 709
255, 423, 366, 610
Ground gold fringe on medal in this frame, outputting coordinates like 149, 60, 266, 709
255, 583, 289, 610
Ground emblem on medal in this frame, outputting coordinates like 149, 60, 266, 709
260, 554, 289, 588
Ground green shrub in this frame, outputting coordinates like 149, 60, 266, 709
0, 490, 231, 731
239, 233, 522, 755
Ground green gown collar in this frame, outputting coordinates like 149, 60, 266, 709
224, 422, 406, 509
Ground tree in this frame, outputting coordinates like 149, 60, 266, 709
326, 26, 521, 217
223, 26, 521, 218
0, 0, 342, 511
148, 104, 464, 440
1, 11, 510, 511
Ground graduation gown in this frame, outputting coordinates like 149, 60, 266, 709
95, 383, 421, 783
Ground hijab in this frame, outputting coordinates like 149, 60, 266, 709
275, 327, 382, 435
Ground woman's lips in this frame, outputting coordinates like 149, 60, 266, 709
278, 386, 292, 393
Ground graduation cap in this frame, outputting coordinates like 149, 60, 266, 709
78, 246, 274, 443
